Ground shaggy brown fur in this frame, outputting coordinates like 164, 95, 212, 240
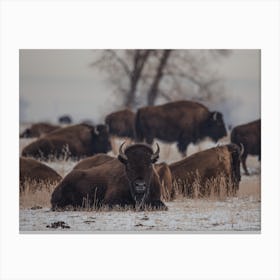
20, 157, 62, 191
169, 144, 242, 197
135, 100, 227, 156
154, 162, 174, 201
20, 122, 60, 138
105, 109, 135, 139
21, 124, 111, 160
51, 144, 167, 210
73, 155, 174, 201
73, 154, 114, 170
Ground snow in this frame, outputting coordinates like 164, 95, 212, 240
19, 136, 261, 233
20, 191, 260, 232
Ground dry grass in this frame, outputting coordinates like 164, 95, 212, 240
51, 203, 166, 212
20, 181, 57, 209
20, 182, 167, 212
172, 172, 237, 200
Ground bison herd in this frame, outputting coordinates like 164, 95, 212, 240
20, 100, 261, 211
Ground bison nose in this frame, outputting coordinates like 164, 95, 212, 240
134, 180, 147, 193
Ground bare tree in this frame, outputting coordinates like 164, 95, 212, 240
147, 50, 172, 106
91, 49, 231, 109
125, 50, 151, 107
91, 50, 152, 109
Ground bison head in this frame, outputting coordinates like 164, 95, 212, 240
118, 142, 160, 207
91, 124, 112, 154
203, 111, 227, 142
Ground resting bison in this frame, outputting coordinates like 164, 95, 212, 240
22, 124, 111, 160
51, 143, 167, 210
105, 109, 135, 139
135, 100, 227, 156
169, 144, 242, 197
73, 154, 174, 201
20, 122, 60, 138
231, 119, 261, 175
154, 162, 174, 201
20, 157, 62, 191
73, 154, 114, 170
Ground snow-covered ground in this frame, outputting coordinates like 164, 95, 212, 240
20, 195, 260, 232
19, 136, 261, 233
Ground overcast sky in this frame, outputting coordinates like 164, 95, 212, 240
20, 49, 260, 126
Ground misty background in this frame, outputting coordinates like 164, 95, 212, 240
19, 49, 260, 127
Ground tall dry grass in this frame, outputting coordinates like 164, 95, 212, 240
20, 180, 57, 209
172, 172, 237, 200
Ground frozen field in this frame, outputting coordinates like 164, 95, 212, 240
20, 196, 260, 232
20, 137, 261, 233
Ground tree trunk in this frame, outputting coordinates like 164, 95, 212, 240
125, 50, 151, 108
147, 50, 172, 106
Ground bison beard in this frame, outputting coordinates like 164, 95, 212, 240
51, 143, 167, 211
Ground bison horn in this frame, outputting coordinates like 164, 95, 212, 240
213, 111, 218, 121
239, 143, 244, 158
118, 141, 128, 162
94, 126, 99, 135
151, 143, 160, 162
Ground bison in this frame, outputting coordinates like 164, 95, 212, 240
20, 157, 62, 192
169, 144, 242, 197
230, 119, 261, 175
51, 143, 167, 210
73, 154, 114, 170
58, 115, 72, 124
154, 162, 174, 201
73, 154, 174, 201
21, 123, 111, 160
135, 100, 227, 156
20, 122, 60, 138
105, 109, 135, 139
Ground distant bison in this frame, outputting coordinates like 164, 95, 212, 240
73, 154, 174, 201
20, 122, 60, 138
58, 115, 72, 124
105, 109, 135, 139
51, 143, 167, 210
231, 119, 261, 175
22, 124, 111, 160
135, 100, 227, 156
169, 144, 242, 197
20, 157, 62, 192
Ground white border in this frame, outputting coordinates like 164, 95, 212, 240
1, 1, 279, 279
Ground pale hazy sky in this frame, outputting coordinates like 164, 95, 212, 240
20, 49, 260, 126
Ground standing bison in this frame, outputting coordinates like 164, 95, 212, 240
20, 122, 60, 138
51, 143, 167, 210
169, 144, 242, 197
231, 119, 261, 175
105, 109, 135, 139
135, 100, 227, 156
22, 123, 111, 160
